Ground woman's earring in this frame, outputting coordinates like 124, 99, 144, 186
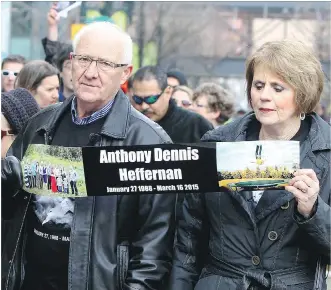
300, 112, 305, 120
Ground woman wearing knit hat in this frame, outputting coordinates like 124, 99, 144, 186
1, 88, 40, 158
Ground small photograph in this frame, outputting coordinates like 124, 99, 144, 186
216, 141, 300, 191
22, 144, 87, 197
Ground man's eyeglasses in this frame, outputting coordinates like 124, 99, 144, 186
1, 70, 19, 77
70, 53, 127, 72
132, 88, 167, 105
1, 129, 15, 139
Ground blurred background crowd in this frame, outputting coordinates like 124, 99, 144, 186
1, 1, 330, 126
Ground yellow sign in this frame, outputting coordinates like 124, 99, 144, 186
71, 24, 86, 40
111, 11, 128, 32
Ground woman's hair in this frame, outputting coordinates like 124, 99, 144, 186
172, 85, 193, 99
193, 82, 234, 123
245, 39, 324, 114
15, 60, 59, 92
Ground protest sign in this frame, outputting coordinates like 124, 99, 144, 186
21, 141, 300, 197
21, 143, 219, 197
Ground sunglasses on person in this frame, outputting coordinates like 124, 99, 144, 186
1, 70, 19, 77
132, 88, 167, 105
1, 129, 15, 139
174, 99, 192, 108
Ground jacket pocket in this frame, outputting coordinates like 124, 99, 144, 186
117, 242, 129, 290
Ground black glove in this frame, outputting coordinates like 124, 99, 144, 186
1, 155, 23, 197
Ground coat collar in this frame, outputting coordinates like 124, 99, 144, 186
36, 89, 131, 139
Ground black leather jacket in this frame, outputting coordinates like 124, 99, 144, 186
2, 90, 176, 290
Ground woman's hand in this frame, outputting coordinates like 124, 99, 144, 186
285, 169, 320, 217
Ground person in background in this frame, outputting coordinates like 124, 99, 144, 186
57, 175, 63, 193
171, 85, 193, 109
69, 166, 78, 196
170, 39, 330, 290
1, 54, 26, 92
42, 2, 73, 101
15, 60, 60, 109
38, 161, 44, 189
126, 75, 134, 98
167, 69, 188, 88
63, 175, 69, 194
191, 82, 235, 127
46, 163, 52, 190
1, 86, 38, 241
55, 45, 74, 101
131, 65, 213, 143
1, 88, 39, 158
51, 167, 57, 193
314, 102, 329, 122
30, 161, 37, 188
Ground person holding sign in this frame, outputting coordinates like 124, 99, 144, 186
170, 39, 330, 289
2, 22, 176, 290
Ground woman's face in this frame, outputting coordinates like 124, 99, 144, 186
172, 90, 192, 109
250, 65, 298, 126
1, 114, 15, 158
33, 75, 59, 109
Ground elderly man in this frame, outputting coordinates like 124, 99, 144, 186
2, 22, 176, 290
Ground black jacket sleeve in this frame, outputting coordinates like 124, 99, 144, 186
124, 193, 176, 290
41, 37, 63, 65
169, 193, 208, 290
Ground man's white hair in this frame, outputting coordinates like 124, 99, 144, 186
72, 22, 133, 64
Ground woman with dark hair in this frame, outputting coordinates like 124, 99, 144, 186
171, 39, 330, 290
1, 88, 39, 158
15, 60, 60, 109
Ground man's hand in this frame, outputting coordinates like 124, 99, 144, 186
285, 169, 320, 217
1, 156, 23, 197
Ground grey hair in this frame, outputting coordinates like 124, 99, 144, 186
72, 22, 133, 65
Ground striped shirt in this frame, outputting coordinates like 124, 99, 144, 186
71, 96, 114, 125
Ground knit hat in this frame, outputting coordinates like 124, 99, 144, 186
167, 69, 188, 86
1, 88, 40, 134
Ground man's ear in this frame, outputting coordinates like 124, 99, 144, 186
163, 86, 173, 101
120, 65, 133, 85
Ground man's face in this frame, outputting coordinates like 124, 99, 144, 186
167, 77, 180, 88
71, 32, 132, 107
131, 79, 171, 122
1, 62, 24, 92
61, 59, 73, 93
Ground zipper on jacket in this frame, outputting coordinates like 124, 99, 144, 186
19, 223, 28, 289
5, 131, 50, 289
5, 194, 32, 290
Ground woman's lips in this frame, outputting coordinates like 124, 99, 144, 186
259, 108, 275, 113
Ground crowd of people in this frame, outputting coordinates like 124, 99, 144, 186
23, 162, 78, 195
1, 2, 330, 290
